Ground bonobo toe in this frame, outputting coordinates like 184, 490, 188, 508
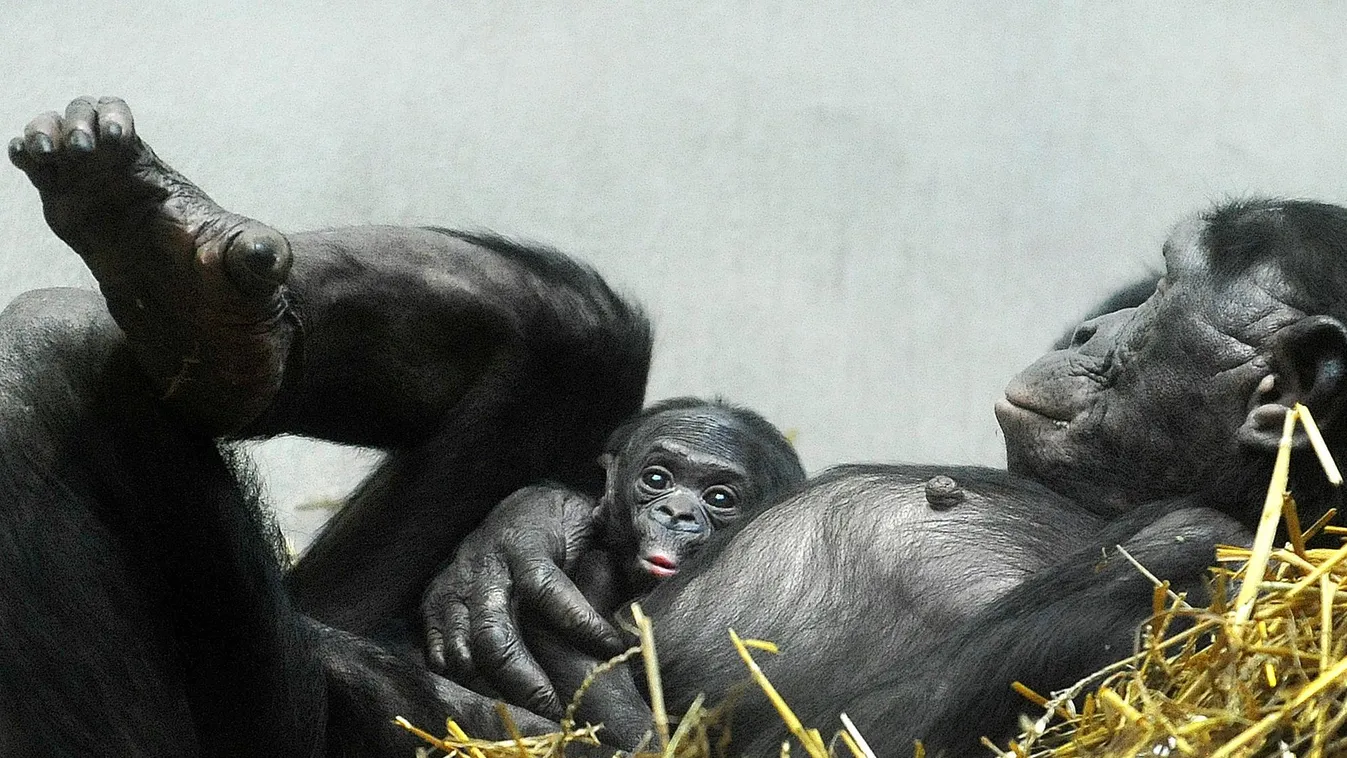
226, 226, 293, 296
66, 129, 94, 153
7, 137, 26, 168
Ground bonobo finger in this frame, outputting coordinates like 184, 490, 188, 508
473, 621, 563, 719
441, 599, 476, 678
425, 624, 448, 672
22, 112, 62, 158
422, 593, 473, 676
517, 559, 625, 657
62, 97, 98, 152
94, 96, 134, 143
472, 582, 563, 718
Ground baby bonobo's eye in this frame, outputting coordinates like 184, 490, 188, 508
638, 466, 674, 494
702, 485, 739, 511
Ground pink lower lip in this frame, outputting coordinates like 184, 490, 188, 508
641, 556, 679, 578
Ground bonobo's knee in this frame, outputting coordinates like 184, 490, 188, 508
1140, 507, 1251, 550
0, 288, 130, 423
1122, 506, 1251, 594
1, 288, 120, 353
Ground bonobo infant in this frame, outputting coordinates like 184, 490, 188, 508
425, 397, 805, 743
572, 397, 804, 612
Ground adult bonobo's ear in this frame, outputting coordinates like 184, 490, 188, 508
1238, 315, 1347, 450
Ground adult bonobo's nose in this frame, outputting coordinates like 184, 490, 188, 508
1066, 307, 1134, 354
651, 494, 706, 532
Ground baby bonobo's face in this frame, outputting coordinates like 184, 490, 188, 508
607, 410, 760, 590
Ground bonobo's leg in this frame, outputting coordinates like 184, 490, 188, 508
0, 296, 592, 757
306, 617, 581, 752
277, 228, 652, 635
10, 97, 654, 643
0, 289, 325, 756
905, 503, 1251, 754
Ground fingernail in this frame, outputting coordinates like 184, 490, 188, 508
33, 134, 53, 154
105, 122, 123, 140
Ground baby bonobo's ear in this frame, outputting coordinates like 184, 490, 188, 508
597, 453, 619, 508
1238, 315, 1347, 451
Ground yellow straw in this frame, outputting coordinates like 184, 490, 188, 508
839, 713, 878, 758
630, 603, 670, 751
1295, 403, 1343, 485
729, 629, 830, 758
1233, 407, 1298, 626
446, 718, 491, 758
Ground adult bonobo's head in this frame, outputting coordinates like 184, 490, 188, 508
999, 199, 1347, 521
597, 397, 805, 591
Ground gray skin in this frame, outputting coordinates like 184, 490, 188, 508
432, 203, 1347, 753
596, 410, 764, 598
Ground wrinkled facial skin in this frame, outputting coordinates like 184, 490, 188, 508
997, 218, 1299, 512
602, 412, 758, 589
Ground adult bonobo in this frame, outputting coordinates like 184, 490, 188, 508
431, 201, 1347, 753
2, 96, 650, 755
423, 397, 804, 745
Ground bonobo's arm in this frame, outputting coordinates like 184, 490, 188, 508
421, 484, 626, 716
522, 627, 655, 749
283, 224, 655, 629
910, 504, 1251, 754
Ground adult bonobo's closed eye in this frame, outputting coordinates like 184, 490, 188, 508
595, 396, 805, 600
1051, 275, 1161, 351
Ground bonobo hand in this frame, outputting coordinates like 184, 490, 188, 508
422, 485, 626, 718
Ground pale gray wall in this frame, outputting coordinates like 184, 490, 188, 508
4, 2, 1346, 547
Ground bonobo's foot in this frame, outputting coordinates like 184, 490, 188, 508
9, 96, 294, 433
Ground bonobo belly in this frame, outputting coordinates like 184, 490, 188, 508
644, 463, 1105, 730
855, 465, 1103, 621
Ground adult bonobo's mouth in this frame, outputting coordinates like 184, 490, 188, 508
640, 553, 679, 578
997, 391, 1072, 425
997, 350, 1108, 429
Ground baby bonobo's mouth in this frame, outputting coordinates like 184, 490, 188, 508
640, 553, 679, 578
